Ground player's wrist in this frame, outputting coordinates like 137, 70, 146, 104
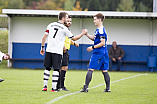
92, 45, 95, 49
41, 46, 45, 50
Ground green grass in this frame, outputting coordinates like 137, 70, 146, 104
0, 30, 8, 53
0, 61, 157, 104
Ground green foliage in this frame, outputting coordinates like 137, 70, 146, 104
0, 17, 8, 28
64, 0, 76, 10
137, 2, 150, 12
0, 30, 8, 53
36, 0, 66, 10
23, 0, 42, 7
78, 0, 152, 12
0, 66, 157, 104
0, 0, 26, 13
117, 0, 135, 12
0, 0, 8, 13
86, 0, 102, 11
134, 0, 153, 12
0, 0, 153, 12
5, 0, 25, 9
78, 0, 121, 11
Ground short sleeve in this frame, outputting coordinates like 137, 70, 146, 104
45, 24, 50, 35
65, 28, 74, 38
99, 27, 106, 39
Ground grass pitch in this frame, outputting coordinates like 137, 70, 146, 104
0, 61, 157, 104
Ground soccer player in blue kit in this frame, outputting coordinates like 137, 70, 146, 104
80, 13, 111, 92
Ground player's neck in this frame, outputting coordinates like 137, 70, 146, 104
97, 23, 103, 28
58, 20, 64, 24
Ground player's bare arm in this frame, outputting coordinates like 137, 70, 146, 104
71, 29, 87, 41
86, 39, 105, 52
71, 40, 79, 47
85, 33, 94, 41
40, 34, 48, 55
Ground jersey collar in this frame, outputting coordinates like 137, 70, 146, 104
57, 22, 64, 25
98, 26, 104, 29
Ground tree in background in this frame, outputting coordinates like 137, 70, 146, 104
0, 0, 7, 13
64, 0, 76, 10
0, 0, 25, 13
23, 0, 42, 9
78, 0, 121, 11
23, 0, 42, 7
134, 0, 153, 12
86, 0, 102, 11
0, 0, 153, 12
117, 0, 135, 12
6, 0, 25, 9
99, 0, 121, 11
37, 0, 62, 10
137, 2, 150, 12
73, 1, 88, 11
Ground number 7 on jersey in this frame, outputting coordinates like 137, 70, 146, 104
53, 28, 58, 38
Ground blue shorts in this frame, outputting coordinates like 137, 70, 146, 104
88, 52, 109, 70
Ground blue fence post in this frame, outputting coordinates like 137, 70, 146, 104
147, 54, 156, 72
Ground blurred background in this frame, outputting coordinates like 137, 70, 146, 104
0, 0, 154, 53
0, 0, 154, 12
0, 0, 156, 71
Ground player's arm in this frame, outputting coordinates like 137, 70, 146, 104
87, 38, 105, 52
70, 40, 79, 47
94, 39, 105, 48
85, 33, 94, 41
71, 33, 84, 41
40, 34, 48, 55
71, 29, 87, 41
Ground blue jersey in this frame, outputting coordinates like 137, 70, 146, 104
88, 26, 109, 70
93, 26, 107, 54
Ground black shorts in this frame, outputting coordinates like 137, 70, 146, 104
44, 52, 62, 69
62, 51, 69, 66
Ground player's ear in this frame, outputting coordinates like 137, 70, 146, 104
99, 18, 101, 22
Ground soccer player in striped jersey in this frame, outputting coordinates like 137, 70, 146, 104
80, 13, 111, 92
40, 12, 87, 92
0, 51, 10, 82
57, 15, 79, 91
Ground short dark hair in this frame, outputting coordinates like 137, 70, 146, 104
93, 13, 105, 21
68, 15, 71, 18
58, 12, 68, 20
112, 41, 117, 45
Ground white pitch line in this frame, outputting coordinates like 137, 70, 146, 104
46, 73, 148, 104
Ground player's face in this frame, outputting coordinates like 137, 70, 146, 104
64, 14, 69, 24
93, 17, 100, 26
65, 18, 72, 27
3, 54, 9, 60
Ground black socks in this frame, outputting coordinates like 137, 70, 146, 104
85, 70, 93, 88
102, 71, 110, 90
